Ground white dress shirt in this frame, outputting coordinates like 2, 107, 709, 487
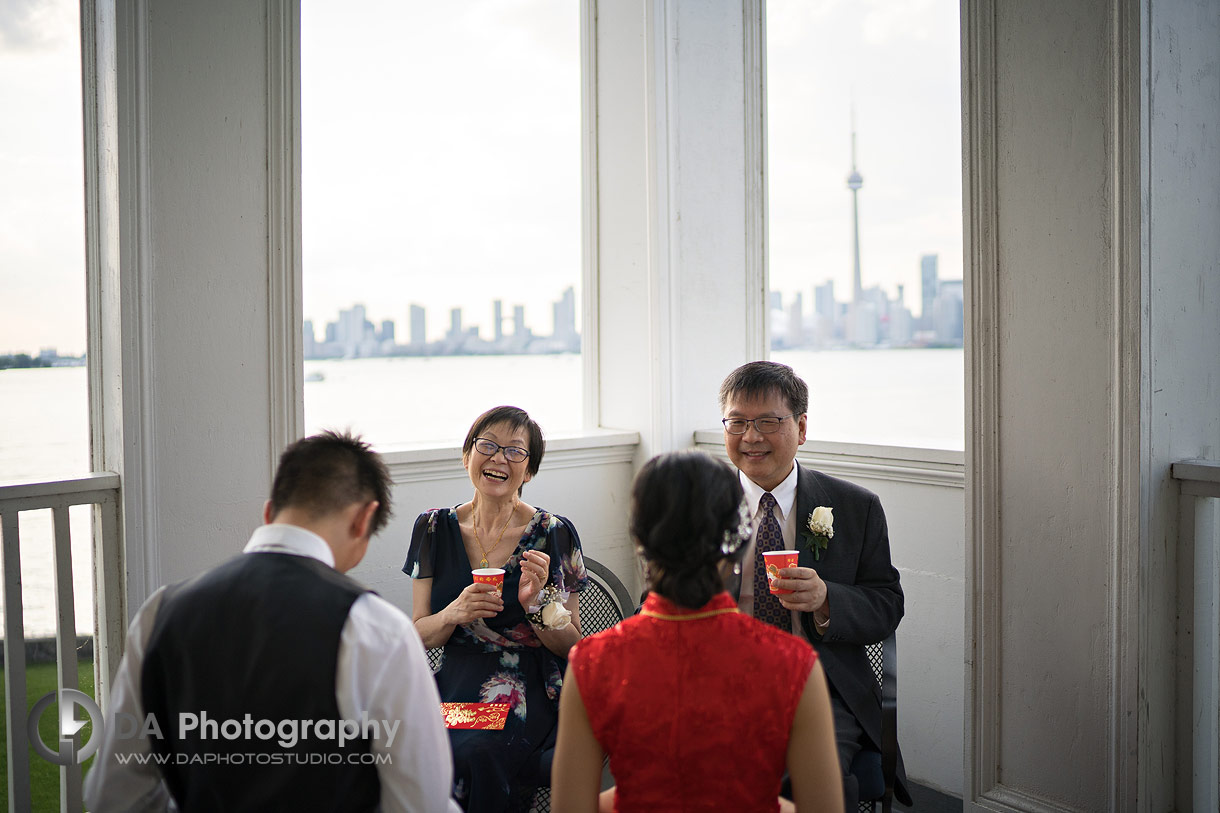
737, 463, 801, 635
84, 524, 460, 813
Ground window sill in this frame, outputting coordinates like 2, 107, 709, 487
692, 430, 965, 488
380, 429, 641, 484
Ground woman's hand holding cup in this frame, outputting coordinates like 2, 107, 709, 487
445, 579, 504, 626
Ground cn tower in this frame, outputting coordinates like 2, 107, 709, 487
847, 126, 864, 305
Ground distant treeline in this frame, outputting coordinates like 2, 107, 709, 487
0, 354, 54, 370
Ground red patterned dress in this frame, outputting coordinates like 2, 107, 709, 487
569, 591, 818, 812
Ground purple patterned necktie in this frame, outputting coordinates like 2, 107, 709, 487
752, 492, 790, 631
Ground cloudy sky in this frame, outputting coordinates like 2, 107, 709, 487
1, 0, 960, 355
0, 0, 87, 355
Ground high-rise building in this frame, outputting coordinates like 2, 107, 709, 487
849, 286, 886, 346
337, 304, 368, 357
552, 287, 578, 350
933, 279, 964, 343
513, 305, 527, 338
849, 300, 878, 346
813, 281, 837, 346
493, 300, 504, 343
409, 304, 426, 346
449, 308, 463, 339
814, 281, 836, 320
302, 320, 317, 358
786, 292, 804, 347
379, 319, 395, 344
769, 290, 783, 311
890, 305, 914, 345
920, 254, 939, 327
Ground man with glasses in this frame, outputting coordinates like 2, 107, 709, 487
719, 361, 910, 811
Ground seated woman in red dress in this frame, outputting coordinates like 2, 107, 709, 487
553, 450, 842, 812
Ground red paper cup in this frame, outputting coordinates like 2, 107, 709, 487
472, 567, 506, 596
762, 551, 799, 594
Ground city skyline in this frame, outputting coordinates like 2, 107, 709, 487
304, 286, 580, 359
770, 252, 963, 351
2, 0, 961, 356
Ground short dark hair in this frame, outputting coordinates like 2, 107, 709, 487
630, 450, 747, 609
462, 406, 545, 492
718, 360, 809, 417
269, 430, 393, 536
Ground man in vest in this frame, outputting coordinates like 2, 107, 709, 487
86, 430, 459, 812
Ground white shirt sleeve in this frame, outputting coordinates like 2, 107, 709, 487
337, 593, 461, 813
83, 587, 174, 812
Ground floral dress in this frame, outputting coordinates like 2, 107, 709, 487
404, 507, 588, 812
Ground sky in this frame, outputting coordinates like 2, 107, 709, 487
0, 0, 961, 355
0, 0, 87, 355
767, 0, 963, 315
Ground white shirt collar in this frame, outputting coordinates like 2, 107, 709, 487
242, 523, 335, 569
738, 461, 799, 520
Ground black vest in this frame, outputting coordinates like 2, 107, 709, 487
141, 552, 381, 812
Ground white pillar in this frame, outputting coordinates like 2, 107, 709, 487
85, 0, 302, 623
590, 0, 766, 460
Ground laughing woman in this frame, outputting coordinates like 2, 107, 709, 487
405, 406, 587, 812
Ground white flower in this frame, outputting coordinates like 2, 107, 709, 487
540, 601, 572, 630
809, 506, 834, 538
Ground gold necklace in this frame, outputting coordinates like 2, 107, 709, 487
473, 503, 516, 568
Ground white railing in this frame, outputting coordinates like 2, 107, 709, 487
1172, 459, 1220, 813
0, 472, 122, 813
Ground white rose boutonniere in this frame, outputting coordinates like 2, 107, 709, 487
800, 506, 834, 560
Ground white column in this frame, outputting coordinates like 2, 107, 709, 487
591, 0, 765, 461
964, 0, 1141, 808
85, 0, 302, 618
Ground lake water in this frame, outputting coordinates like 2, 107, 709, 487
0, 348, 962, 634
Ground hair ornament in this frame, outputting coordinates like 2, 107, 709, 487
720, 496, 753, 555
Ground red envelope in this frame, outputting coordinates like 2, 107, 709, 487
440, 702, 510, 730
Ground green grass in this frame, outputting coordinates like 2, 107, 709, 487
0, 660, 96, 812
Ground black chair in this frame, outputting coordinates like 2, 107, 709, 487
527, 557, 632, 812
422, 557, 633, 813
854, 632, 898, 813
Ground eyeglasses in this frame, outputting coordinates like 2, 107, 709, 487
721, 414, 796, 435
472, 437, 530, 463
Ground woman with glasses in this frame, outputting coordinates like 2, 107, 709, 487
404, 405, 587, 812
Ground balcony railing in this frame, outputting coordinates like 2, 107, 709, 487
0, 472, 122, 813
1171, 458, 1220, 813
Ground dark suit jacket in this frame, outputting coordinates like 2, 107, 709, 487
792, 463, 909, 801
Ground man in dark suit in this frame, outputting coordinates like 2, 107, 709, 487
719, 361, 910, 810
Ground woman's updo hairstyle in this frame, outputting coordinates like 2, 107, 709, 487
630, 450, 749, 609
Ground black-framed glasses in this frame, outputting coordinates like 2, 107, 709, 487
473, 437, 530, 463
721, 414, 796, 435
